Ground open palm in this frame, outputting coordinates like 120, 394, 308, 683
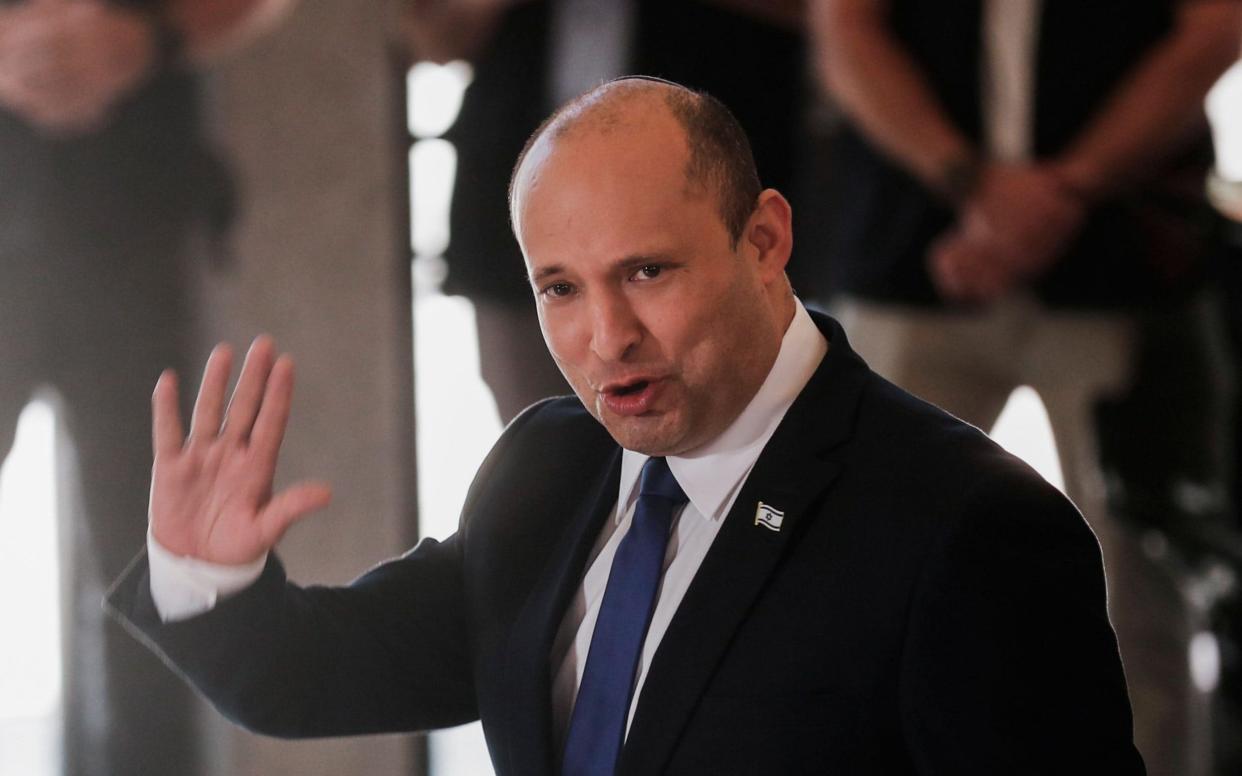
149, 337, 332, 565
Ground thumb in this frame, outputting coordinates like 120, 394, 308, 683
257, 481, 333, 546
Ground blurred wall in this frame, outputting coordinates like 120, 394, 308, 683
190, 1, 419, 773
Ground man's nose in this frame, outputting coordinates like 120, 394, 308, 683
589, 294, 642, 362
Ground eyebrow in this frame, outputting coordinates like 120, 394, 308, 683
530, 264, 567, 284
529, 253, 676, 285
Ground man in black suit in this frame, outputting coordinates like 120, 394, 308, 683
108, 78, 1144, 774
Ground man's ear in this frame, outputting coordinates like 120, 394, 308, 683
743, 188, 793, 284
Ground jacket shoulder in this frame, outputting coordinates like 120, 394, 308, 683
848, 371, 1087, 541
457, 396, 616, 537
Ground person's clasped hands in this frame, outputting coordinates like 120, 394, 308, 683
0, 0, 165, 135
929, 161, 1087, 303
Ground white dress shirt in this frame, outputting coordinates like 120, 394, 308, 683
147, 528, 267, 620
548, 302, 827, 744
147, 300, 827, 743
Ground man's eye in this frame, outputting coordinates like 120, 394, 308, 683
543, 282, 574, 298
633, 264, 662, 281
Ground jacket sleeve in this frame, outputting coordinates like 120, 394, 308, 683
102, 398, 563, 739
105, 531, 477, 738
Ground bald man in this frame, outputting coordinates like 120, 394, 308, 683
107, 79, 1143, 775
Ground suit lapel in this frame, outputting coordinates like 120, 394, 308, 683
619, 313, 870, 775
501, 448, 622, 776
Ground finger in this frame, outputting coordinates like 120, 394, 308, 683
956, 251, 998, 302
189, 343, 233, 443
250, 353, 295, 468
948, 251, 992, 302
971, 267, 1006, 302
928, 239, 969, 300
979, 244, 1023, 300
151, 369, 183, 457
222, 335, 276, 442
257, 481, 332, 548
938, 265, 969, 301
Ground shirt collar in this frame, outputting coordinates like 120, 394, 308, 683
617, 300, 828, 523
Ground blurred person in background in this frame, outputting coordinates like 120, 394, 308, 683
810, 1, 1241, 774
402, 0, 808, 422
0, 1, 293, 773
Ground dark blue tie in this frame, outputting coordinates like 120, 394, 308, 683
562, 457, 688, 776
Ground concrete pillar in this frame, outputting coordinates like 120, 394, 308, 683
193, 2, 419, 773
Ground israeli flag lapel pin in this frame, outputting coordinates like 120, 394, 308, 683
754, 502, 785, 532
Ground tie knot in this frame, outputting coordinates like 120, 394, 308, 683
639, 457, 687, 503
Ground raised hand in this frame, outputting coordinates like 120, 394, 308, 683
149, 337, 332, 565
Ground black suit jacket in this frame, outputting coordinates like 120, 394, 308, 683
107, 313, 1145, 774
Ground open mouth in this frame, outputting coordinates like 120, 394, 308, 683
611, 380, 650, 397
600, 377, 662, 416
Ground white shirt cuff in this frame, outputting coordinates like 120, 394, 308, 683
146, 530, 268, 623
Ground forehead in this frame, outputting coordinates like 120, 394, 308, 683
513, 111, 725, 269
